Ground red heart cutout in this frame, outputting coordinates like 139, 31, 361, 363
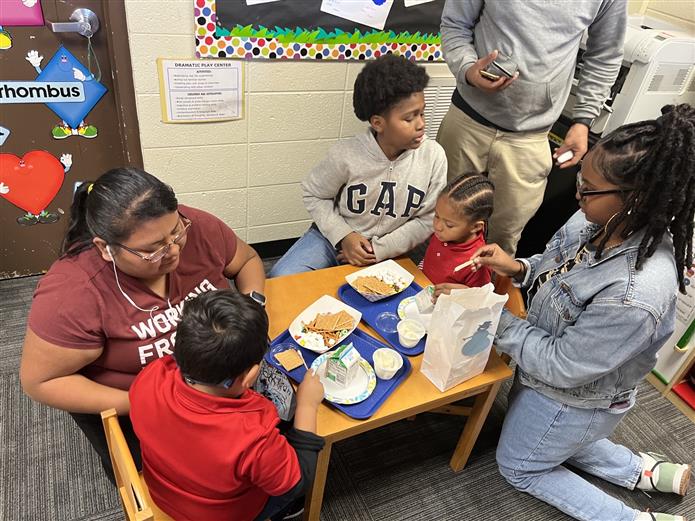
0, 151, 65, 215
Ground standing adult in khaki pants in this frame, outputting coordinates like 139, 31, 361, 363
438, 0, 627, 255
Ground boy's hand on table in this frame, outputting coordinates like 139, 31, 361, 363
338, 232, 377, 266
294, 370, 324, 434
433, 283, 468, 301
297, 369, 324, 409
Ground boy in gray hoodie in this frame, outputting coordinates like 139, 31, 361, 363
270, 55, 447, 277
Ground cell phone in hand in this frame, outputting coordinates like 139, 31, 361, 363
490, 60, 514, 78
480, 52, 518, 82
480, 69, 501, 81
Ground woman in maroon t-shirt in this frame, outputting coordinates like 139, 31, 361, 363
20, 167, 266, 483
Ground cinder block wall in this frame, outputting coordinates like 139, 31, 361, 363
125, 1, 694, 244
628, 0, 695, 32
124, 0, 452, 244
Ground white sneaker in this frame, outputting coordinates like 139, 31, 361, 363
636, 452, 691, 496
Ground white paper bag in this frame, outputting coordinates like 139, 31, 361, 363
420, 283, 508, 392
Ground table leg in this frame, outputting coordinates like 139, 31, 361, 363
303, 441, 332, 521
449, 381, 502, 472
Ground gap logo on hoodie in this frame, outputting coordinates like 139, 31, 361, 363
346, 182, 425, 218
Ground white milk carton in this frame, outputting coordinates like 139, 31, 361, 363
325, 342, 361, 387
414, 285, 435, 314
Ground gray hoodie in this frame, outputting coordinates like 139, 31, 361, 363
302, 129, 447, 261
441, 0, 627, 132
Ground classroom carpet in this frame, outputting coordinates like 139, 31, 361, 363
2, 270, 694, 521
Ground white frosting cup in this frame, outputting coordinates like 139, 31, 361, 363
397, 318, 426, 348
373, 348, 404, 380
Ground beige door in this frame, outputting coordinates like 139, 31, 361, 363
0, 0, 141, 278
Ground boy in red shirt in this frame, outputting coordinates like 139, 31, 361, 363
421, 173, 494, 291
129, 289, 325, 521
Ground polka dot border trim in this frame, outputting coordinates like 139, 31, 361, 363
195, 0, 443, 62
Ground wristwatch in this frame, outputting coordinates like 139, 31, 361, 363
571, 117, 593, 129
249, 291, 266, 308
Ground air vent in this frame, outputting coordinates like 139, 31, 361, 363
648, 75, 664, 92
647, 63, 694, 92
674, 68, 689, 86
424, 76, 456, 137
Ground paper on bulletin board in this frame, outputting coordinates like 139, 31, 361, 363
404, 0, 436, 6
157, 59, 243, 123
320, 0, 394, 31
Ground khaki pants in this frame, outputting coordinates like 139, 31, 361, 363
437, 103, 552, 256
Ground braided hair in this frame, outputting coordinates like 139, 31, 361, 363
592, 103, 695, 293
442, 173, 495, 236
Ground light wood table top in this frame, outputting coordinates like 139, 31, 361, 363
265, 258, 513, 440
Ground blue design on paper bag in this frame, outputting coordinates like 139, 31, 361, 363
461, 321, 493, 356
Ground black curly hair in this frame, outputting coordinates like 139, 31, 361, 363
592, 103, 695, 293
353, 54, 429, 121
442, 173, 495, 237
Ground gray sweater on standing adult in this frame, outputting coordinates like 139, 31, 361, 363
441, 0, 627, 132
302, 129, 447, 261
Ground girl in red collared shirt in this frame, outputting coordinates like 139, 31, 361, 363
421, 173, 494, 290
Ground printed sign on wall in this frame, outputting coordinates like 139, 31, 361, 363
157, 58, 243, 123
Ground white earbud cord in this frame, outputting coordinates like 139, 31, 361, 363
107, 246, 173, 319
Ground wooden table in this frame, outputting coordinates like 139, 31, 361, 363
265, 259, 514, 521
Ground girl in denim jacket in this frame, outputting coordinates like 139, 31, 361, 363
470, 104, 695, 521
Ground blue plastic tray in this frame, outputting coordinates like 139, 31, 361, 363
338, 282, 426, 356
264, 328, 411, 420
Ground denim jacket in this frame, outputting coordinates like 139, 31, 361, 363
495, 211, 677, 409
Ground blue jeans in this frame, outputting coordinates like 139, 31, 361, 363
269, 224, 341, 277
496, 380, 643, 521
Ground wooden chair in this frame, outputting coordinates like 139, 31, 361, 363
493, 274, 526, 320
100, 409, 173, 521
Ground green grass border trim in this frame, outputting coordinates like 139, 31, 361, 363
216, 24, 441, 45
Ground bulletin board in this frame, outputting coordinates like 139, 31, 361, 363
195, 0, 445, 61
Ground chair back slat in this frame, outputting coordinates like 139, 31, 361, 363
101, 409, 155, 521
